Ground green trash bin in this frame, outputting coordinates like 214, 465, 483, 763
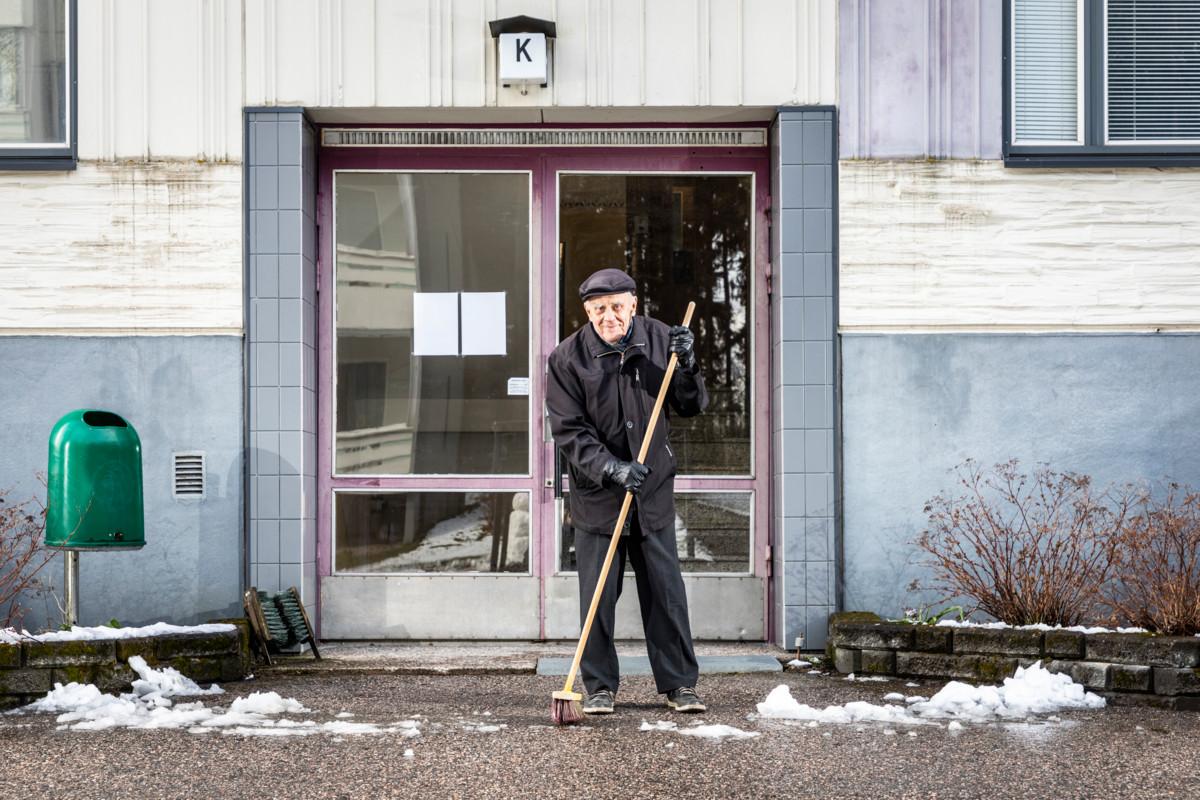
46, 409, 145, 550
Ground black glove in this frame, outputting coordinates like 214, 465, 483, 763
602, 459, 652, 494
669, 325, 697, 370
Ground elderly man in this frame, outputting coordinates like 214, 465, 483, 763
546, 268, 708, 715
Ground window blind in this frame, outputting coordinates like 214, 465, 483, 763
1013, 0, 1080, 143
1107, 0, 1200, 142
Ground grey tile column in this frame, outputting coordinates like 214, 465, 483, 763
245, 109, 319, 608
771, 108, 838, 650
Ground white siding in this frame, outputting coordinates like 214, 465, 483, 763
77, 0, 243, 161
839, 160, 1200, 330
243, 0, 837, 111
0, 163, 242, 334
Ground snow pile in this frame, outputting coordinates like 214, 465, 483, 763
757, 662, 1104, 727
20, 660, 420, 738
128, 656, 225, 701
0, 622, 237, 645
934, 619, 1146, 635
787, 659, 812, 668
229, 691, 309, 715
640, 720, 759, 740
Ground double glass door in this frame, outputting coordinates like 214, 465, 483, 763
319, 150, 768, 640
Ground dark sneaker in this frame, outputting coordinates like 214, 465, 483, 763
583, 689, 615, 715
666, 687, 706, 713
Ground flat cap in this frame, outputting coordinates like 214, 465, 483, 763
578, 268, 636, 301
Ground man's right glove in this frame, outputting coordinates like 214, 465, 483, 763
602, 459, 652, 494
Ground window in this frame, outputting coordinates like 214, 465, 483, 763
0, 0, 75, 169
1005, 0, 1200, 165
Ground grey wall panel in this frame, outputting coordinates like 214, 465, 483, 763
841, 333, 1200, 617
839, 0, 1003, 159
773, 108, 838, 649
246, 110, 320, 608
0, 336, 243, 631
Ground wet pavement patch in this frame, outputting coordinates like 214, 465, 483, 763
535, 654, 782, 676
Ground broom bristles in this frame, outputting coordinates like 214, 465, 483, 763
551, 696, 584, 726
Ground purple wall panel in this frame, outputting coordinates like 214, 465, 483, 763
839, 0, 1003, 159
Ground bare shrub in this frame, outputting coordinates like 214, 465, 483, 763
0, 490, 55, 629
912, 460, 1131, 626
1104, 485, 1200, 636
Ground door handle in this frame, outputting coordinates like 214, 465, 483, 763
553, 447, 564, 499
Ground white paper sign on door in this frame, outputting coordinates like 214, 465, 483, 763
460, 292, 507, 356
412, 292, 459, 355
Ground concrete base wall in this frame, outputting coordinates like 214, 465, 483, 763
0, 336, 244, 631
841, 333, 1200, 616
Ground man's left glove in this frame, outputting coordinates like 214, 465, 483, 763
669, 325, 697, 371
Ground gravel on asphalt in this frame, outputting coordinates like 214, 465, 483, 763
4, 670, 1198, 800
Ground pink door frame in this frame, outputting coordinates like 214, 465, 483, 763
316, 138, 772, 639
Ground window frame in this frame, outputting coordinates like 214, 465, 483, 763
1004, 0, 1200, 167
0, 0, 76, 171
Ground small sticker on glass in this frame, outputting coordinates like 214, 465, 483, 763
507, 377, 530, 396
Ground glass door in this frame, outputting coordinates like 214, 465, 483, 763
541, 159, 770, 640
319, 159, 543, 638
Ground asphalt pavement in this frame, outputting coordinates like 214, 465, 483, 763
3, 650, 1199, 800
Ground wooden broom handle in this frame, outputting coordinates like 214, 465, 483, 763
561, 302, 696, 694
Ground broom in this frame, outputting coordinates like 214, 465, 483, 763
552, 302, 696, 725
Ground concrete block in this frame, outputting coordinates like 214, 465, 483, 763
1069, 661, 1111, 691
25, 640, 115, 667
912, 626, 952, 653
0, 668, 53, 695
832, 622, 914, 651
52, 663, 137, 692
1085, 634, 1200, 668
1152, 667, 1200, 696
114, 638, 158, 663
1044, 630, 1085, 659
834, 647, 860, 674
953, 627, 1043, 657
895, 652, 1019, 682
1109, 664, 1152, 693
0, 643, 19, 667
861, 649, 896, 675
156, 632, 239, 660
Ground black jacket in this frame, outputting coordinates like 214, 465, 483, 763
546, 315, 707, 535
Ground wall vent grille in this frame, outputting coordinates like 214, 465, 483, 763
173, 452, 206, 499
321, 128, 768, 148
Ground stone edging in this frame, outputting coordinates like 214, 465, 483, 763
827, 612, 1200, 708
0, 620, 251, 708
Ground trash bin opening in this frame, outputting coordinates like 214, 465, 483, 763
82, 411, 128, 428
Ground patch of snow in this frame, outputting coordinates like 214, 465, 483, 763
403, 749, 414, 758
844, 673, 889, 682
787, 660, 812, 668
905, 682, 920, 688
335, 711, 354, 719
21, 661, 414, 738
756, 663, 1103, 727
640, 720, 678, 732
0, 622, 236, 644
675, 724, 759, 740
905, 696, 928, 704
883, 693, 905, 702
934, 619, 1146, 635
229, 692, 309, 715
947, 721, 963, 732
128, 656, 224, 700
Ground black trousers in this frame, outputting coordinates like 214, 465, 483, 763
575, 510, 700, 695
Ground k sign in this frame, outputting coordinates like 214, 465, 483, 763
498, 32, 547, 85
